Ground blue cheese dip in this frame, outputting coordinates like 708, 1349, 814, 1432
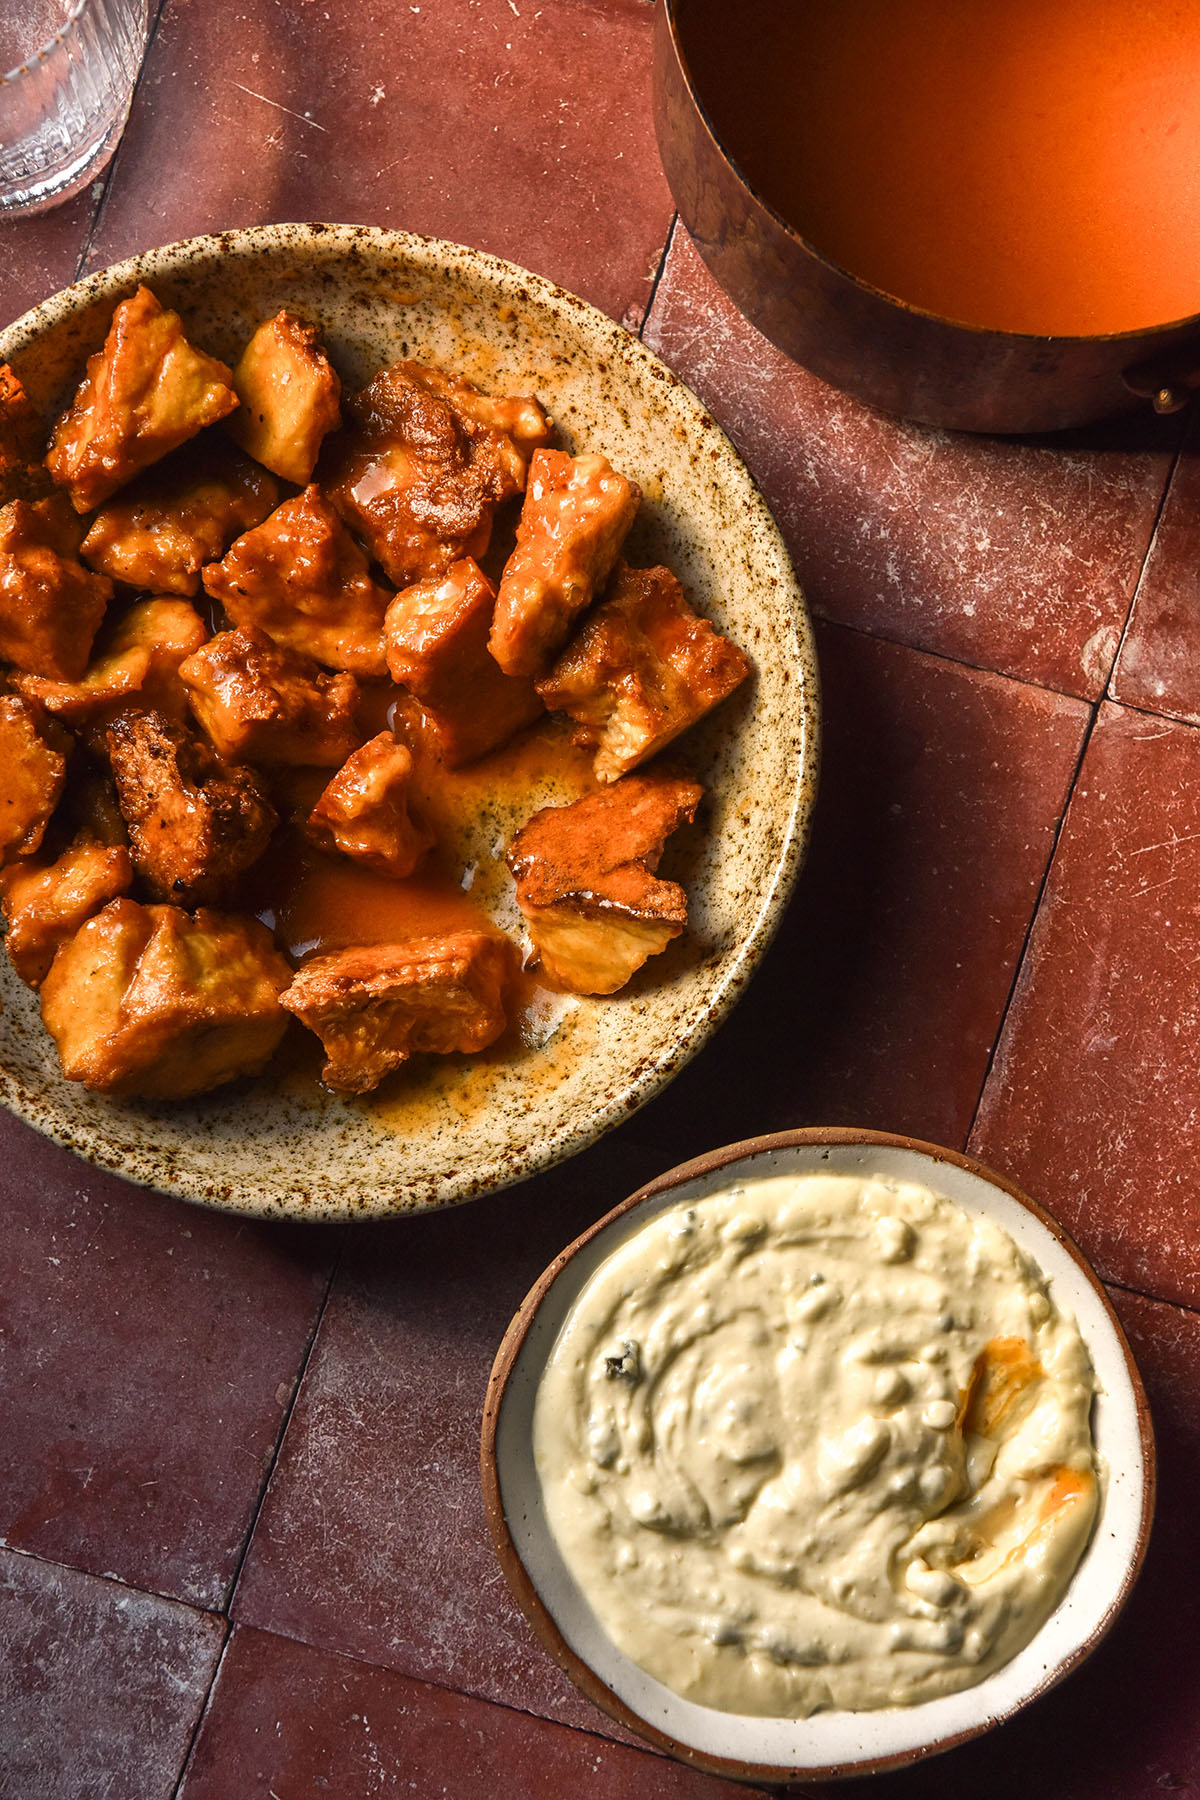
532, 1173, 1099, 1716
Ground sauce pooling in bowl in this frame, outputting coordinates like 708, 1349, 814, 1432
683, 0, 1200, 336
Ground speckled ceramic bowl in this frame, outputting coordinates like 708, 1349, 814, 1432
0, 224, 818, 1219
482, 1128, 1154, 1783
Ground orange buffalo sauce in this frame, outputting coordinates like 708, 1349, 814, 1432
238, 705, 599, 1091
692, 0, 1200, 336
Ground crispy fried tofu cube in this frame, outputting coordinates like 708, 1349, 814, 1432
323, 360, 551, 586
61, 754, 128, 848
79, 441, 278, 596
1, 838, 133, 986
490, 449, 640, 678
178, 626, 361, 766
383, 557, 544, 766
280, 930, 512, 1093
0, 494, 113, 679
45, 286, 238, 512
106, 708, 277, 905
306, 732, 435, 877
506, 772, 702, 993
40, 899, 291, 1098
202, 485, 391, 676
0, 364, 55, 506
226, 310, 342, 483
413, 365, 552, 469
0, 693, 69, 864
14, 598, 207, 729
537, 563, 752, 780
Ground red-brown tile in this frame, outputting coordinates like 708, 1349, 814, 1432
971, 701, 1200, 1309
84, 0, 674, 328
0, 189, 98, 330
232, 1136, 671, 1742
625, 622, 1089, 1161
0, 1110, 339, 1607
179, 1624, 771, 1799
642, 229, 1178, 697
1111, 412, 1200, 722
0, 1546, 224, 1800
807, 1286, 1200, 1800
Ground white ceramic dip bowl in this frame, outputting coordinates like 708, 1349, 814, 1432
482, 1127, 1154, 1783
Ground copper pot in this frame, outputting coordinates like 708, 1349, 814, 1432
653, 0, 1200, 435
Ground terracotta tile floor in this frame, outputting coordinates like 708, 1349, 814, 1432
2, 2, 1199, 1794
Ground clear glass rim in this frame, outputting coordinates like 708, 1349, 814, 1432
1, 1, 94, 87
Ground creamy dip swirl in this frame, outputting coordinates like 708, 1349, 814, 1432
533, 1173, 1099, 1716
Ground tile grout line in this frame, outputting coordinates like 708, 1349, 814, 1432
168, 1227, 350, 1798
71, 0, 170, 282
168, 1617, 233, 1800
815, 612, 1097, 710
635, 210, 678, 343
174, 1613, 700, 1776
961, 694, 1101, 1150
0, 1537, 221, 1612
1101, 405, 1193, 701
1104, 1272, 1200, 1321
221, 1227, 350, 1616
827, 615, 1200, 734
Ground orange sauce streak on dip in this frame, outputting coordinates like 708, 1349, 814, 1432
690, 0, 1200, 336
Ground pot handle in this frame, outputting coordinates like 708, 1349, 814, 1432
1122, 340, 1200, 414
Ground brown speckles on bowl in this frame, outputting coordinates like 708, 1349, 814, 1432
0, 224, 818, 1222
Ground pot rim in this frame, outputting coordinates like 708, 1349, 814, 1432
659, 0, 1200, 349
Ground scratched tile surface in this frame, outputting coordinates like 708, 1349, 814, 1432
629, 622, 1089, 1160
0, 188, 99, 327
178, 1624, 772, 1800
0, 1546, 224, 1800
0, 1115, 339, 1608
643, 229, 1178, 698
0, 0, 1197, 1793
1111, 412, 1200, 723
972, 701, 1200, 1310
84, 0, 674, 329
231, 1137, 665, 1745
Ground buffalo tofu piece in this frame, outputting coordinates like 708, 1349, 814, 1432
506, 772, 702, 994
178, 626, 360, 766
489, 449, 640, 678
45, 286, 238, 511
383, 558, 543, 766
306, 732, 434, 877
61, 754, 128, 848
226, 310, 342, 483
281, 930, 512, 1093
0, 494, 113, 679
323, 359, 551, 586
414, 364, 551, 467
1, 839, 133, 986
40, 899, 291, 1098
202, 486, 391, 676
0, 364, 55, 506
0, 693, 69, 864
537, 564, 752, 780
80, 441, 278, 596
106, 708, 277, 905
15, 597, 207, 730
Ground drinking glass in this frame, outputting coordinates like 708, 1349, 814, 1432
0, 0, 149, 217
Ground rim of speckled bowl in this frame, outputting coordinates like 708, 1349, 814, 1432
0, 223, 819, 1221
482, 1127, 1155, 1783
